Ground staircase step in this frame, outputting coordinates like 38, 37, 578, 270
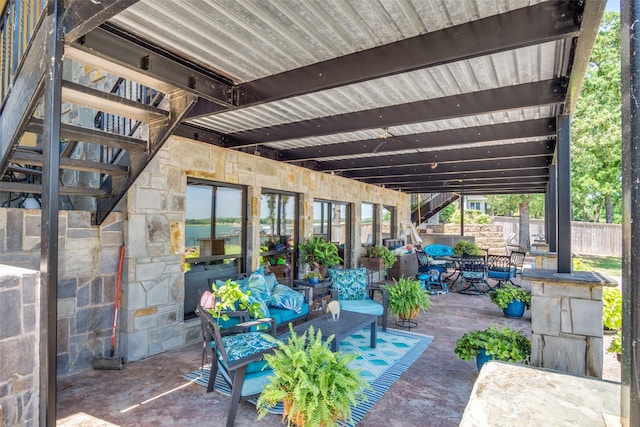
0, 181, 110, 197
27, 118, 147, 152
61, 80, 169, 123
12, 150, 128, 175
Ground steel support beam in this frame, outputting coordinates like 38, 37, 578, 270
63, 0, 139, 42
317, 140, 554, 172
224, 79, 566, 147
40, 2, 63, 425
556, 115, 571, 273
360, 167, 549, 183
344, 156, 552, 179
231, 0, 581, 108
279, 119, 556, 161
548, 165, 558, 252
66, 25, 233, 106
621, 0, 640, 423
387, 176, 548, 191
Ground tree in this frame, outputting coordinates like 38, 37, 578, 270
486, 195, 544, 251
572, 12, 622, 223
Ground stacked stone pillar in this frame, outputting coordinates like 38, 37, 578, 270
524, 269, 617, 378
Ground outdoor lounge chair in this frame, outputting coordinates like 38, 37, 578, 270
195, 305, 278, 427
328, 267, 388, 331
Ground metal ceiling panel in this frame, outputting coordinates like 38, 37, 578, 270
110, 0, 546, 83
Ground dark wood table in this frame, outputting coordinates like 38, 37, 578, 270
290, 310, 377, 352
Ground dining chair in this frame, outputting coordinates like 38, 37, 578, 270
457, 254, 488, 295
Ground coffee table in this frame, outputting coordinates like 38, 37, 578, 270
290, 310, 377, 352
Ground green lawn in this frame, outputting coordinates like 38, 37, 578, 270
574, 255, 621, 278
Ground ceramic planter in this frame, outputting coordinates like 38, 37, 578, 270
503, 299, 526, 319
475, 348, 495, 371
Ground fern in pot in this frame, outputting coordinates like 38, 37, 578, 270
454, 325, 531, 371
384, 277, 431, 320
257, 325, 370, 427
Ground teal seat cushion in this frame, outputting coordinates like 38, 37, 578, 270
339, 299, 383, 316
270, 284, 305, 313
328, 268, 368, 300
269, 305, 309, 325
462, 271, 485, 280
241, 369, 274, 396
221, 332, 278, 362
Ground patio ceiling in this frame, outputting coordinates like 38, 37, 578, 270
77, 0, 605, 196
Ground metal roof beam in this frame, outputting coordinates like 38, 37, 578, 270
319, 140, 555, 172
224, 79, 566, 147
449, 187, 547, 195
343, 156, 552, 179
66, 26, 234, 106
231, 0, 581, 107
387, 176, 549, 191
358, 167, 549, 182
279, 118, 556, 161
63, 0, 140, 42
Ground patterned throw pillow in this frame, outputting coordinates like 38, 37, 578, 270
248, 295, 270, 318
269, 284, 304, 313
328, 268, 368, 300
245, 273, 271, 303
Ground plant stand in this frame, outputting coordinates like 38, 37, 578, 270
395, 318, 417, 330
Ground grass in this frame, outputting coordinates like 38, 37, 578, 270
574, 255, 621, 278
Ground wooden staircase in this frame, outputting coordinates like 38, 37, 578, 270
0, 35, 196, 224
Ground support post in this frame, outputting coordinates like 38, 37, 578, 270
621, 0, 640, 424
460, 195, 465, 236
40, 1, 63, 426
548, 164, 558, 253
556, 116, 571, 273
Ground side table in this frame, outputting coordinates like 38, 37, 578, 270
293, 279, 332, 316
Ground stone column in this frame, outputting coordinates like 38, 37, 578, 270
524, 269, 617, 378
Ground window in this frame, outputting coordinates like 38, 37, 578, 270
469, 201, 482, 211
260, 191, 298, 285
313, 200, 352, 267
381, 205, 396, 242
361, 203, 376, 246
184, 179, 246, 319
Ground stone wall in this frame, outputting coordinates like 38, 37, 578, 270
524, 269, 617, 378
0, 265, 39, 426
119, 135, 411, 363
425, 223, 506, 253
0, 209, 123, 375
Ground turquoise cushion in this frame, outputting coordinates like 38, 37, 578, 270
221, 332, 278, 362
339, 299, 383, 316
462, 271, 485, 280
328, 268, 368, 300
263, 273, 278, 292
241, 369, 274, 396
269, 305, 309, 325
270, 284, 304, 313
244, 273, 271, 303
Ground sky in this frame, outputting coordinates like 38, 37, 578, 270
606, 0, 620, 13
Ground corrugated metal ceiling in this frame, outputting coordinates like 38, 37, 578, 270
101, 0, 604, 195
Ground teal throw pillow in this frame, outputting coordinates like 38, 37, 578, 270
245, 273, 271, 303
328, 268, 368, 300
269, 284, 304, 314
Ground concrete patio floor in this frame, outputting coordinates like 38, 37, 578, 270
56, 278, 621, 426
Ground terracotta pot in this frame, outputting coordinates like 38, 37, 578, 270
283, 399, 306, 427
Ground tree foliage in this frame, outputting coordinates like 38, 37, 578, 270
572, 12, 622, 223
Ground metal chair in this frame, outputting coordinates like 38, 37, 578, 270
195, 305, 278, 427
457, 254, 488, 295
486, 254, 516, 289
510, 250, 527, 277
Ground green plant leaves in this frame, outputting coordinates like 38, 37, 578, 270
488, 284, 532, 309
384, 277, 431, 318
454, 325, 530, 364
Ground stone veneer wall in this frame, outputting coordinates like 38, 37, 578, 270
0, 265, 39, 426
120, 135, 411, 363
524, 269, 617, 378
426, 223, 506, 254
0, 209, 124, 375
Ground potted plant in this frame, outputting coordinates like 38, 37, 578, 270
257, 325, 371, 426
362, 245, 397, 271
453, 240, 483, 256
298, 235, 343, 276
454, 325, 531, 371
304, 271, 324, 284
608, 329, 622, 362
203, 279, 262, 322
384, 277, 431, 320
488, 284, 532, 319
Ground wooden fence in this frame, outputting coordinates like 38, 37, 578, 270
492, 217, 622, 257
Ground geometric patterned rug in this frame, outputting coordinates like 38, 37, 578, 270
183, 326, 433, 426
